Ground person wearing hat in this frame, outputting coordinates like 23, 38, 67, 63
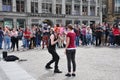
45, 29, 62, 73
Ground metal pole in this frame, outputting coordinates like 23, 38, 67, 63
100, 0, 103, 24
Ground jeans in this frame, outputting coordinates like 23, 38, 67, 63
36, 37, 41, 47
75, 36, 80, 47
66, 49, 76, 72
109, 35, 114, 45
22, 37, 25, 48
24, 38, 30, 48
4, 36, 11, 50
86, 34, 92, 45
0, 37, 3, 48
91, 35, 96, 45
82, 35, 86, 45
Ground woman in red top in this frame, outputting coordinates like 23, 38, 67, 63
23, 27, 31, 49
112, 24, 120, 45
65, 25, 76, 77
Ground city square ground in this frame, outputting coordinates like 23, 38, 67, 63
0, 46, 120, 80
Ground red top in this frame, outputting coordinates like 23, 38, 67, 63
67, 32, 76, 49
24, 31, 31, 39
112, 28, 120, 36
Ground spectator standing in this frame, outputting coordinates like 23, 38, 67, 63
11, 28, 19, 51
23, 27, 31, 50
3, 27, 11, 51
65, 25, 76, 77
95, 24, 103, 46
86, 26, 92, 46
0, 27, 4, 49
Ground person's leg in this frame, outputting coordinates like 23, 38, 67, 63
4, 37, 7, 50
99, 35, 102, 46
66, 50, 72, 73
0, 37, 2, 49
71, 50, 76, 73
12, 37, 15, 51
42, 36, 45, 49
46, 36, 48, 48
7, 37, 11, 50
54, 52, 60, 71
27, 39, 29, 49
45, 49, 55, 68
15, 37, 19, 51
96, 36, 98, 46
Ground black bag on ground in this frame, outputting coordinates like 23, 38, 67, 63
2, 51, 7, 59
4, 55, 19, 62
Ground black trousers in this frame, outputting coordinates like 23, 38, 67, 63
114, 36, 120, 45
66, 49, 76, 72
11, 37, 19, 50
46, 48, 60, 70
96, 35, 102, 46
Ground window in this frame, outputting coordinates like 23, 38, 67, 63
74, 5, 80, 15
82, 6, 88, 15
56, 4, 62, 14
66, 0, 72, 3
31, 2, 38, 13
89, 0, 96, 3
90, 6, 95, 16
66, 20, 72, 26
82, 0, 87, 3
2, 0, 12, 11
114, 0, 120, 13
17, 19, 26, 28
66, 5, 72, 15
16, 0, 25, 12
75, 0, 81, 3
4, 18, 13, 29
42, 3, 52, 13
56, 0, 62, 3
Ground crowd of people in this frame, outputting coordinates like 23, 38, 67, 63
0, 22, 120, 51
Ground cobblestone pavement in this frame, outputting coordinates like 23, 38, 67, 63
0, 46, 120, 80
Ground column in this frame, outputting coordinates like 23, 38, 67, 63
88, 0, 90, 16
80, 20, 83, 25
80, 0, 83, 15
52, 0, 56, 14
0, 0, 2, 11
26, 0, 31, 13
62, 19, 65, 26
95, 0, 98, 16
13, 18, 16, 28
72, 0, 74, 15
38, 0, 42, 13
12, 0, 16, 12
99, 0, 102, 24
26, 17, 31, 26
88, 20, 90, 26
72, 20, 74, 24
62, 0, 65, 14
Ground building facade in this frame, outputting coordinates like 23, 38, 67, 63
0, 0, 101, 28
107, 0, 120, 23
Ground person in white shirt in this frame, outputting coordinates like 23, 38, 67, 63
11, 28, 19, 51
86, 26, 92, 46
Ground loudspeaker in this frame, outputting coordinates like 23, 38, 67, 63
2, 51, 7, 59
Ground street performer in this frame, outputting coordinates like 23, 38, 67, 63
45, 30, 62, 73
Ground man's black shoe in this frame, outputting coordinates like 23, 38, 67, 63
54, 70, 62, 73
45, 66, 53, 69
72, 73, 76, 77
65, 73, 71, 77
